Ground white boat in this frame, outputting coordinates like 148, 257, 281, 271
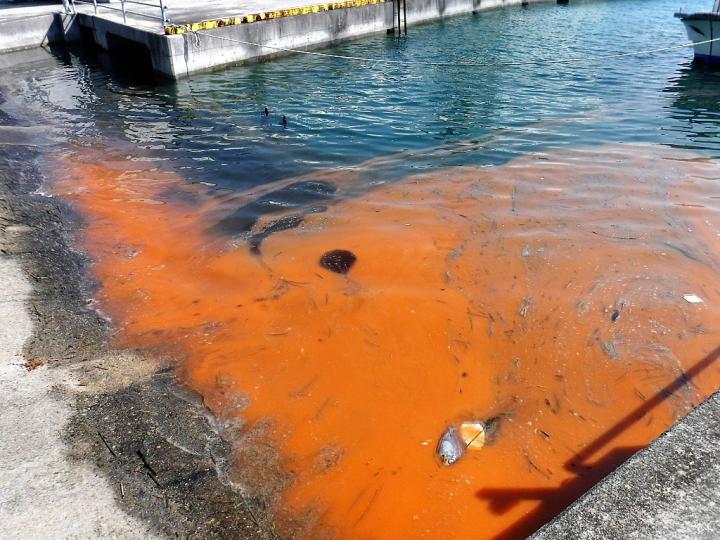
676, 1, 720, 64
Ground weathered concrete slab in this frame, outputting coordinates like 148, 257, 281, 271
0, 2, 70, 53
533, 390, 720, 539
0, 1, 60, 23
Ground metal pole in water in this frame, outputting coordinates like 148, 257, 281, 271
92, 0, 97, 15
396, 0, 401, 35
121, 0, 127, 23
403, 0, 407, 35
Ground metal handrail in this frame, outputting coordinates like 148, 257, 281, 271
67, 0, 170, 29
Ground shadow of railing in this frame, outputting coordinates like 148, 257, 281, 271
476, 344, 720, 539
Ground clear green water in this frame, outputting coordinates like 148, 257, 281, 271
2, 0, 720, 189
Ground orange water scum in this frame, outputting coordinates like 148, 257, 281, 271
53, 142, 720, 538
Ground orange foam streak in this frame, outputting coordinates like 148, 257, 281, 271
54, 143, 720, 538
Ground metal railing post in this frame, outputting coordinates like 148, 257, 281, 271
73, 0, 167, 30
159, 0, 167, 28
403, 0, 407, 35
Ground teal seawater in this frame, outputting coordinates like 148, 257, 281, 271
2, 0, 720, 190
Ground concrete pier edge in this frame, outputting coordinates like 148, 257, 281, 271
1, 0, 551, 78
533, 389, 720, 539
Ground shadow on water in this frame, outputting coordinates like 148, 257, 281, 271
47, 38, 161, 88
209, 180, 338, 253
477, 345, 720, 539
201, 119, 606, 252
665, 63, 720, 154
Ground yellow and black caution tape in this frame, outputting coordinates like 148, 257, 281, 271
165, 0, 386, 36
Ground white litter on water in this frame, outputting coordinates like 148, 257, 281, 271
683, 294, 704, 304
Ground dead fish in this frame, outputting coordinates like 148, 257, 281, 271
437, 426, 465, 465
437, 421, 488, 465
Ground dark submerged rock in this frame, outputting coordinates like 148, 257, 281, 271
319, 249, 357, 274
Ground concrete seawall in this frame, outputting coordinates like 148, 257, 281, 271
0, 5, 78, 54
113, 0, 548, 78
1, 0, 551, 78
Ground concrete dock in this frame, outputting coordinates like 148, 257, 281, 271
0, 0, 547, 78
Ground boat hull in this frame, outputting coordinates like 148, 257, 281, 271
676, 12, 720, 64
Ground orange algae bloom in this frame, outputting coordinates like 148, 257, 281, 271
54, 143, 720, 539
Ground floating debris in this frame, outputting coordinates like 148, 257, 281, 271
519, 296, 533, 318
459, 421, 487, 449
683, 293, 704, 304
601, 340, 619, 359
319, 249, 357, 274
611, 309, 621, 322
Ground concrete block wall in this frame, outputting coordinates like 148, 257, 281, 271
0, 0, 557, 78
402, 0, 547, 26
83, 0, 555, 78
166, 0, 547, 78
171, 3, 390, 78
75, 13, 178, 74
0, 12, 69, 54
